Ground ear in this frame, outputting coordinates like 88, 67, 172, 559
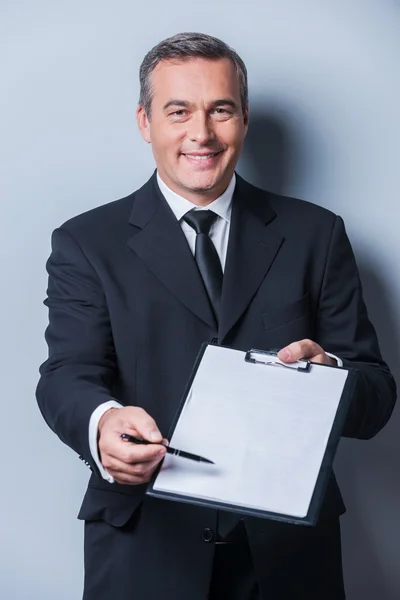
136, 105, 152, 143
243, 105, 249, 136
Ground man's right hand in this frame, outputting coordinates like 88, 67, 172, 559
98, 406, 168, 485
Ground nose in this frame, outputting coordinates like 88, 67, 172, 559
187, 111, 215, 145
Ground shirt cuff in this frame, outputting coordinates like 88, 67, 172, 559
88, 400, 123, 483
325, 352, 343, 368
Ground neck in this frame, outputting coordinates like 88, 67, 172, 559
157, 173, 233, 206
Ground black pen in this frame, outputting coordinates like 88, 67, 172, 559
120, 433, 214, 464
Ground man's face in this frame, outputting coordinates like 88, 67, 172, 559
137, 57, 248, 204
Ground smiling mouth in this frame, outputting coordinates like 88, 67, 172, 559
182, 151, 223, 160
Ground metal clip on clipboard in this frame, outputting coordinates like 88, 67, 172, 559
244, 349, 311, 372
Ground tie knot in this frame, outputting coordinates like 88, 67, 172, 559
183, 210, 218, 235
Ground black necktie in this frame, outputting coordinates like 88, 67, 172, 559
183, 210, 223, 322
184, 209, 240, 540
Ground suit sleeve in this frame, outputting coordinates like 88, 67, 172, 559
36, 227, 118, 472
316, 216, 396, 439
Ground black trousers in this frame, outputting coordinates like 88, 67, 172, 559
208, 518, 346, 600
83, 496, 345, 600
208, 539, 261, 600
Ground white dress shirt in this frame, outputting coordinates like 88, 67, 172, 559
88, 172, 342, 482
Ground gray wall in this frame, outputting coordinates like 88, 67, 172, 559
1, 1, 399, 598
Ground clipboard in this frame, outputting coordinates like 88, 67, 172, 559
146, 343, 357, 526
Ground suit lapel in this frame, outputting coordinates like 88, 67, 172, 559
127, 174, 216, 329
219, 175, 284, 343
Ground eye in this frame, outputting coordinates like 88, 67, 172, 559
169, 109, 188, 118
212, 107, 232, 120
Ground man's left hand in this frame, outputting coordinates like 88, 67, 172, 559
277, 339, 336, 366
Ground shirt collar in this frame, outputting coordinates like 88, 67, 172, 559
156, 171, 235, 223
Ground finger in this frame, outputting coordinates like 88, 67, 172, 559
113, 464, 159, 486
278, 339, 324, 363
103, 454, 163, 481
112, 462, 159, 486
113, 474, 148, 486
108, 438, 167, 463
122, 407, 163, 443
106, 453, 164, 485
311, 353, 336, 365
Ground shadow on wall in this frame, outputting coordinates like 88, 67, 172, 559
237, 109, 302, 196
337, 261, 400, 600
238, 111, 400, 600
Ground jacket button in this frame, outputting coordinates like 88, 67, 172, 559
202, 528, 214, 543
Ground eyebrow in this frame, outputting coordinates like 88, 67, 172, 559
212, 99, 238, 110
162, 98, 239, 111
163, 100, 191, 111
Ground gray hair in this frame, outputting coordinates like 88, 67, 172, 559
139, 32, 248, 118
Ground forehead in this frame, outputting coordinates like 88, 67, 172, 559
150, 57, 240, 103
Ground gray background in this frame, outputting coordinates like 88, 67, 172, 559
1, 1, 399, 598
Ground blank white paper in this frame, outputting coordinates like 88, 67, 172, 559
152, 345, 349, 518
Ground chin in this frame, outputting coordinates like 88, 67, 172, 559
187, 183, 216, 193
183, 174, 223, 193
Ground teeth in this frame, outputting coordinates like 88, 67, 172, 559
186, 153, 217, 160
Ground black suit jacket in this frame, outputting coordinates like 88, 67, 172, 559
37, 173, 396, 599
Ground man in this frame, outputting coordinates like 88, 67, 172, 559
37, 32, 396, 600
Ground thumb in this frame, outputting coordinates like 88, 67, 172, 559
123, 407, 163, 443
